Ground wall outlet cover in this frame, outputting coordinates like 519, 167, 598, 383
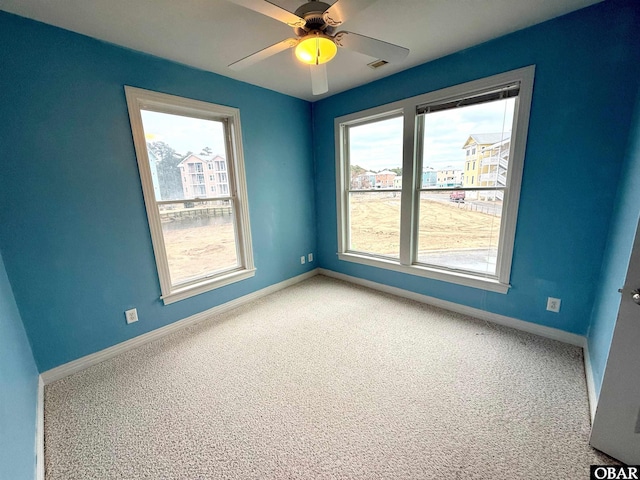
125, 308, 138, 324
546, 297, 561, 313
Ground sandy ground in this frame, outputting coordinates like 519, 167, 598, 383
163, 222, 237, 285
159, 194, 502, 283
349, 193, 502, 257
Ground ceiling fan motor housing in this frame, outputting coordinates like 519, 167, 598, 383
294, 1, 334, 36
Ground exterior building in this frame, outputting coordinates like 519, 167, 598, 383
351, 171, 376, 189
437, 167, 463, 187
375, 170, 397, 188
178, 154, 229, 199
462, 133, 509, 189
422, 167, 437, 187
479, 137, 510, 200
393, 176, 402, 189
461, 133, 511, 200
351, 170, 398, 189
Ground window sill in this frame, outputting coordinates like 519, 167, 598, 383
161, 268, 257, 305
337, 252, 510, 294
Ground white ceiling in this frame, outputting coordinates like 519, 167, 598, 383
0, 0, 602, 101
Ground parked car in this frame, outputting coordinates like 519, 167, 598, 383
449, 191, 465, 202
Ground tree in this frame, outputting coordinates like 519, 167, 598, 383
200, 146, 213, 156
390, 167, 402, 176
148, 141, 185, 200
350, 164, 366, 178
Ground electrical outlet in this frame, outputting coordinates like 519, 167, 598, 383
546, 297, 561, 313
308, 253, 313, 262
125, 308, 138, 324
300, 256, 306, 264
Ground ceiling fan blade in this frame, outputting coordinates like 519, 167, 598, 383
226, 0, 305, 27
229, 38, 298, 70
334, 31, 409, 63
310, 64, 328, 96
323, 0, 376, 27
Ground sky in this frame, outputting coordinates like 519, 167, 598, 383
349, 98, 515, 172
140, 110, 227, 157
349, 117, 404, 172
139, 98, 515, 171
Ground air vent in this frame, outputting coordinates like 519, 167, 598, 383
367, 59, 389, 69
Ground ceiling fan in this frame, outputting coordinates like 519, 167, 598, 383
227, 0, 409, 95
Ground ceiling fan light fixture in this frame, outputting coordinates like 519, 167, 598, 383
295, 33, 337, 65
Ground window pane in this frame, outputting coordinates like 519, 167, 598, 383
416, 190, 503, 275
421, 98, 515, 189
159, 200, 238, 285
140, 110, 228, 201
349, 191, 401, 258
348, 116, 403, 190
417, 97, 515, 275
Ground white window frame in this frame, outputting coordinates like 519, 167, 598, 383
335, 66, 535, 293
125, 86, 255, 304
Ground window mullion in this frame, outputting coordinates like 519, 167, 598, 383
399, 107, 416, 266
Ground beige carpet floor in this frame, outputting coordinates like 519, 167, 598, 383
44, 275, 615, 479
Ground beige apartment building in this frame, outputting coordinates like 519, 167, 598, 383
436, 167, 463, 187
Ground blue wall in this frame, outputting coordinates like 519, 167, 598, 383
1, 3, 638, 477
0, 12, 316, 372
312, 1, 640, 336
587, 87, 640, 397
1, 0, 639, 388
0, 250, 39, 480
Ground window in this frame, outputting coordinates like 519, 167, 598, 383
346, 116, 403, 258
125, 87, 255, 304
335, 67, 534, 293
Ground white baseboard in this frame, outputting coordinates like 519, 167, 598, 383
583, 344, 598, 423
41, 265, 587, 385
37, 265, 594, 469
36, 375, 44, 480
318, 268, 586, 347
41, 269, 319, 384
